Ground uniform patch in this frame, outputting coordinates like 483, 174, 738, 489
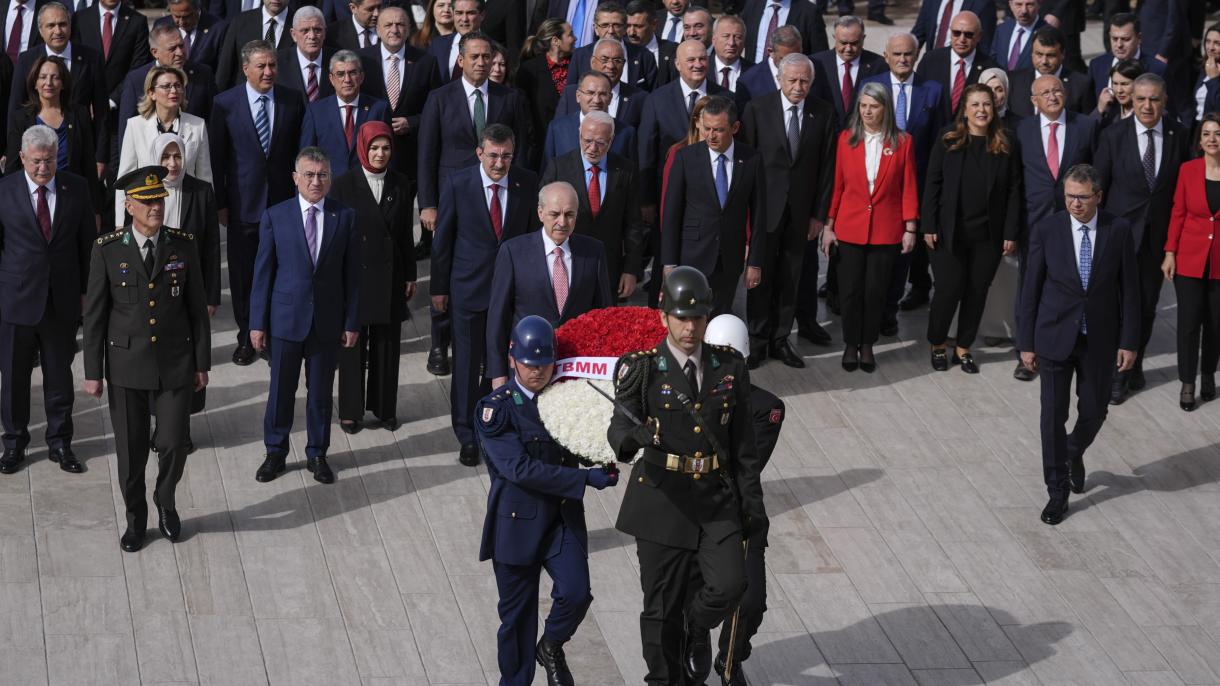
769, 408, 783, 424
482, 406, 495, 423
618, 361, 630, 380
656, 356, 668, 372
165, 261, 186, 271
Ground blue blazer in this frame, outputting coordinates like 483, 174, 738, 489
299, 95, 392, 176
1016, 111, 1097, 231
476, 377, 588, 566
636, 79, 732, 203
426, 33, 457, 83
181, 13, 228, 70
1018, 210, 1140, 360
737, 61, 777, 99
553, 81, 647, 130
485, 231, 612, 379
989, 17, 1045, 72
912, 0, 997, 51
858, 74, 945, 182
542, 113, 636, 162
249, 196, 361, 342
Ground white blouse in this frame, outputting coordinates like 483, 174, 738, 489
864, 131, 883, 194
363, 168, 386, 203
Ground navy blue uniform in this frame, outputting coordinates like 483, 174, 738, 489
476, 379, 595, 686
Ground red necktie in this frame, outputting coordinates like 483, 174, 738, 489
488, 183, 502, 238
951, 58, 966, 113
1046, 121, 1060, 180
36, 186, 50, 241
763, 3, 780, 59
588, 164, 601, 217
721, 66, 731, 90
181, 28, 191, 59
306, 63, 319, 102
935, 0, 955, 48
343, 104, 354, 148
841, 61, 853, 113
7, 3, 24, 64
552, 247, 569, 313
102, 10, 113, 60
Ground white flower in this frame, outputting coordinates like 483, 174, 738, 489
537, 379, 623, 466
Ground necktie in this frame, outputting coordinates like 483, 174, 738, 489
1143, 129, 1157, 190
687, 90, 698, 114
1046, 121, 1060, 179
786, 105, 800, 158
255, 94, 271, 155
1007, 27, 1024, 71
102, 10, 113, 59
143, 240, 155, 276
361, 28, 369, 48
343, 104, 354, 148
763, 3, 781, 60
720, 65, 732, 90
1079, 226, 1092, 334
587, 164, 601, 217
570, 0, 588, 48
35, 186, 50, 241
305, 63, 319, 102
76, 0, 87, 13
181, 29, 191, 59
386, 54, 401, 109
552, 246, 569, 313
304, 205, 319, 266
666, 16, 680, 43
935, 0, 954, 48
895, 82, 907, 131
841, 61, 853, 113
951, 59, 966, 112
684, 359, 698, 395
488, 183, 502, 238
265, 17, 276, 45
7, 3, 22, 65
472, 88, 485, 139
714, 153, 728, 208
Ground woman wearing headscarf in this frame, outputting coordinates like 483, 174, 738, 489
331, 121, 417, 433
979, 67, 1021, 135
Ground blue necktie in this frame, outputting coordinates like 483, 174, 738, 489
255, 95, 270, 155
895, 82, 907, 131
1079, 226, 1092, 333
571, 0, 588, 47
714, 153, 728, 208
666, 16, 681, 43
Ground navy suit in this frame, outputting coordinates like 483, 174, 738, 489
299, 95, 392, 176
0, 171, 93, 453
541, 113, 636, 163
167, 13, 228, 70
636, 79, 730, 204
810, 49, 887, 128
485, 231, 612, 380
565, 41, 659, 92
914, 47, 1001, 118
432, 165, 539, 448
250, 196, 360, 460
1086, 52, 1167, 101
552, 81, 647, 130
1018, 210, 1139, 497
476, 377, 592, 686
737, 60, 777, 98
425, 32, 458, 83
1016, 112, 1097, 233
116, 61, 215, 152
275, 46, 338, 100
989, 18, 1045, 72
911, 0, 997, 51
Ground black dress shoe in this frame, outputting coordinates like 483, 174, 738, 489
879, 315, 898, 337
858, 345, 876, 374
340, 420, 362, 435
48, 447, 83, 473
1013, 361, 1036, 381
899, 289, 929, 311
535, 637, 575, 686
958, 352, 979, 375
379, 416, 400, 431
155, 501, 181, 541
930, 348, 949, 371
258, 347, 271, 362
255, 454, 287, 482
797, 319, 832, 346
426, 347, 451, 376
841, 346, 859, 372
685, 623, 713, 684
868, 12, 895, 25
1129, 365, 1146, 391
120, 527, 145, 552
1203, 375, 1216, 402
1040, 495, 1069, 525
307, 456, 335, 484
1069, 454, 1085, 494
1181, 383, 1197, 412
1110, 375, 1130, 405
232, 344, 257, 366
0, 448, 25, 474
769, 340, 805, 368
714, 653, 751, 686
459, 443, 480, 467
817, 282, 829, 298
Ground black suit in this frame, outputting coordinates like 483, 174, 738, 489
740, 91, 837, 350
214, 7, 296, 89
741, 0, 828, 59
1009, 67, 1095, 118
358, 44, 441, 182
72, 2, 151, 106
914, 48, 1001, 118
325, 16, 375, 52
810, 49, 886, 127
4, 106, 103, 212
171, 13, 227, 71
274, 46, 337, 100
636, 79, 731, 204
565, 40, 659, 92
8, 44, 109, 161
515, 55, 564, 163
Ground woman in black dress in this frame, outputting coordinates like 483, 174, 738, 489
332, 121, 417, 433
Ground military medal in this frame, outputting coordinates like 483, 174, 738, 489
171, 284, 180, 297
721, 412, 730, 425
119, 262, 129, 274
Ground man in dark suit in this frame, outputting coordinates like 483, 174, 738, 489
274, 5, 334, 102
431, 125, 538, 468
542, 110, 646, 301
811, 15, 886, 128
543, 71, 636, 162
738, 25, 802, 98
250, 147, 360, 485
552, 38, 647, 130
0, 125, 93, 477
989, 0, 1044, 72
662, 95, 766, 316
914, 10, 999, 119
72, 0, 150, 112
426, 0, 481, 83
741, 54, 836, 367
486, 181, 613, 388
214, 0, 294, 88
299, 49, 390, 176
208, 39, 307, 365
1095, 74, 1188, 405
117, 22, 215, 151
1008, 27, 1094, 117
680, 5, 711, 48
911, 0, 996, 53
563, 1, 658, 92
1086, 12, 1168, 104
742, 0, 827, 61
325, 0, 378, 51
1, 0, 52, 62
708, 14, 752, 97
1018, 164, 1139, 526
163, 0, 227, 71
656, 0, 688, 46
625, 0, 676, 88
417, 30, 531, 376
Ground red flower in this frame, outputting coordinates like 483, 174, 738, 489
555, 306, 667, 359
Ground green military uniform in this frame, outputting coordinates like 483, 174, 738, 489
82, 168, 211, 541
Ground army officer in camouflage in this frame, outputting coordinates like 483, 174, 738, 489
83, 166, 211, 553
607, 266, 768, 686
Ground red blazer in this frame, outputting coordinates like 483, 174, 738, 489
828, 130, 919, 246
1165, 159, 1220, 280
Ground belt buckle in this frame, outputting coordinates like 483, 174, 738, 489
666, 453, 680, 471
690, 457, 705, 473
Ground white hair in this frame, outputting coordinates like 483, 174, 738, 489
21, 125, 58, 154
293, 5, 325, 28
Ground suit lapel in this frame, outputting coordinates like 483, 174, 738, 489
269, 89, 290, 153
1089, 218, 1107, 289
47, 178, 68, 241
871, 139, 894, 199
1058, 220, 1085, 293
316, 203, 338, 267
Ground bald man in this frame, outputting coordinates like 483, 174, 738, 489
914, 10, 1000, 117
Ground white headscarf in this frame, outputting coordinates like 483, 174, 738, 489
151, 132, 187, 227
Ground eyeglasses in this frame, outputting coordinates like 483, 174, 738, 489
330, 68, 362, 80
581, 138, 610, 147
1066, 192, 1098, 203
154, 83, 184, 92
595, 20, 626, 30
594, 56, 626, 66
299, 171, 330, 181
951, 29, 976, 39
1035, 87, 1065, 98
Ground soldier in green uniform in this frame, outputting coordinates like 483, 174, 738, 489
608, 266, 768, 685
82, 166, 211, 553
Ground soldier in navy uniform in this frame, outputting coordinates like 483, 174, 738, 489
607, 267, 768, 686
476, 315, 620, 686
82, 166, 211, 553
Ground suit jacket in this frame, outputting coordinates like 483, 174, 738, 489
552, 81, 646, 130
114, 111, 212, 227
72, 2, 151, 104
154, 13, 227, 71
329, 165, 416, 324
326, 15, 373, 52
8, 43, 109, 157
1016, 111, 1097, 230
0, 0, 53, 57
541, 113, 635, 163
173, 175, 222, 307
0, 170, 93, 327
1009, 67, 1095, 118
541, 150, 647, 281
741, 91, 837, 232
738, 60, 778, 98
651, 39, 677, 88
4, 107, 102, 212
215, 7, 296, 89
565, 40, 658, 92
275, 46, 337, 100
1018, 210, 1140, 360
741, 0, 828, 59
914, 47, 1001, 117
208, 84, 307, 225
1094, 116, 1189, 251
116, 61, 215, 147
1086, 52, 1166, 101
299, 94, 392, 176
828, 130, 920, 245
858, 73, 946, 183
1166, 159, 1220, 279
430, 165, 539, 310
637, 79, 731, 203
358, 44, 440, 180
0, 51, 10, 145
515, 54, 564, 157
485, 230, 612, 379
988, 17, 1045, 72
811, 49, 887, 128
416, 78, 532, 209
912, 0, 997, 51
1189, 75, 1220, 130
1138, 0, 1191, 63
661, 141, 767, 275
921, 134, 1023, 249
425, 32, 458, 83
249, 195, 361, 341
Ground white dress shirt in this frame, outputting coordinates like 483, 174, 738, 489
132, 228, 159, 263
298, 195, 325, 262
708, 141, 735, 188
1135, 118, 1163, 176
678, 79, 707, 109
644, 35, 660, 66
1039, 111, 1066, 168
608, 83, 621, 117
462, 78, 489, 124
949, 50, 975, 88
98, 4, 118, 43
542, 229, 573, 289
352, 15, 377, 48
666, 339, 702, 387
782, 91, 804, 130
262, 6, 287, 46
753, 0, 789, 64
1198, 79, 1212, 121
336, 93, 360, 127
246, 82, 275, 133
44, 42, 73, 72
479, 166, 506, 228
768, 57, 782, 89
835, 54, 858, 90
890, 74, 913, 122
381, 43, 406, 94
1071, 212, 1098, 273
364, 168, 385, 203
296, 49, 324, 92
1006, 21, 1034, 64
864, 131, 883, 193
25, 172, 56, 218
714, 56, 742, 91
447, 33, 461, 76
4, 1, 35, 56
933, 0, 965, 48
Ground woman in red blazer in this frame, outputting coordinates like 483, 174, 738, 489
1162, 113, 1220, 411
822, 81, 919, 372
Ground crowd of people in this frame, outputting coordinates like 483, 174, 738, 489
0, 0, 1215, 683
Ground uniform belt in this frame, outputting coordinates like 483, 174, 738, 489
643, 447, 719, 476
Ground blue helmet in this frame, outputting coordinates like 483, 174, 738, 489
510, 315, 556, 366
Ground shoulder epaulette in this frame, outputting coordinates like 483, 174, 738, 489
96, 229, 125, 246
166, 228, 194, 241
624, 347, 659, 360
708, 343, 743, 358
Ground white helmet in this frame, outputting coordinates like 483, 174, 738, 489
705, 314, 750, 358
